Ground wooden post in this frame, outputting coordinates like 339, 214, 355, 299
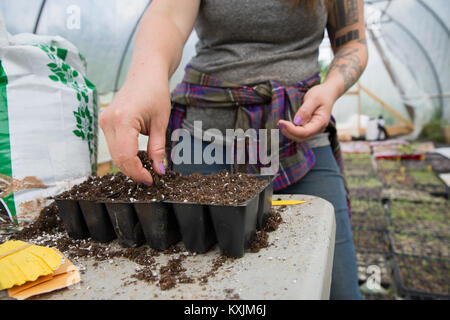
359, 84, 415, 131
357, 81, 361, 136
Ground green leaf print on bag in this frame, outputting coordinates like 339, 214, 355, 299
37, 44, 97, 174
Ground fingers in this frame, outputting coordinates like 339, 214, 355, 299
293, 94, 318, 126
101, 107, 153, 185
115, 122, 154, 184
278, 115, 328, 142
147, 116, 168, 176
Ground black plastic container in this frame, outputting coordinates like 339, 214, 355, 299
171, 202, 217, 253
134, 201, 181, 250
253, 175, 274, 230
78, 200, 116, 243
104, 201, 145, 247
392, 253, 450, 300
209, 193, 260, 257
54, 199, 89, 239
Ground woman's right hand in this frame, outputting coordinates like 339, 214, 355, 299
99, 0, 200, 185
99, 79, 171, 185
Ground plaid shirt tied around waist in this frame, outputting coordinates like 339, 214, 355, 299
168, 65, 350, 216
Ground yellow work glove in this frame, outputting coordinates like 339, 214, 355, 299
0, 240, 62, 290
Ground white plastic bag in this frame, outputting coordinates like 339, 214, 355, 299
0, 14, 97, 223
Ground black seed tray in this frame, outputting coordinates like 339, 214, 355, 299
54, 199, 89, 239
78, 200, 116, 243
391, 253, 450, 300
54, 175, 273, 257
134, 201, 181, 250
103, 201, 145, 248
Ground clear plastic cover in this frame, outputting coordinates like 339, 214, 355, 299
1, 0, 448, 135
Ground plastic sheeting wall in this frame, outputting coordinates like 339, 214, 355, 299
1, 0, 449, 129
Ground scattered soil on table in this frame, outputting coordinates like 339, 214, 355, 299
158, 255, 193, 290
14, 202, 64, 240
248, 207, 284, 253
199, 255, 229, 284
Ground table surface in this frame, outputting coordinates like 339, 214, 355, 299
1, 194, 336, 300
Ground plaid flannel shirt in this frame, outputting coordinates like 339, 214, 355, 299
168, 65, 351, 217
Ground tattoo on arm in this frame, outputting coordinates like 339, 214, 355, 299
326, 47, 363, 92
334, 0, 359, 30
335, 29, 359, 47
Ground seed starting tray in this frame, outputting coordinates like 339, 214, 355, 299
55, 175, 274, 258
391, 253, 450, 300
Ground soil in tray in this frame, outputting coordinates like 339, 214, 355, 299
426, 153, 450, 173
349, 187, 382, 200
343, 153, 373, 166
352, 229, 389, 253
380, 188, 446, 203
345, 167, 377, 178
390, 200, 449, 229
390, 232, 449, 259
351, 199, 385, 213
347, 176, 383, 189
395, 255, 450, 297
59, 151, 268, 205
379, 171, 415, 189
352, 211, 387, 231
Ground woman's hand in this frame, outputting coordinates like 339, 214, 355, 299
277, 82, 339, 142
99, 80, 171, 185
99, 0, 200, 185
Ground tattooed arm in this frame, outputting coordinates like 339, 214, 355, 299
278, 0, 368, 142
325, 0, 368, 94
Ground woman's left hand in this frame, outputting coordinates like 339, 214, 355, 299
277, 82, 339, 142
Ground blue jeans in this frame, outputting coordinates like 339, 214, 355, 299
173, 135, 362, 300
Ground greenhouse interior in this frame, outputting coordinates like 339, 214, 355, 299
0, 0, 449, 301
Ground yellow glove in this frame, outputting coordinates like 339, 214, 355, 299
0, 240, 62, 290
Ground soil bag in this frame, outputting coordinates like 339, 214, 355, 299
0, 13, 97, 224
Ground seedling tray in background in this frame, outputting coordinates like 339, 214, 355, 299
352, 228, 391, 254
387, 231, 449, 260
391, 253, 450, 300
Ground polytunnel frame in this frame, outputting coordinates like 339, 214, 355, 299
29, 0, 152, 94
366, 0, 447, 115
27, 0, 448, 112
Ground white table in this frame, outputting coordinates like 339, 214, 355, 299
1, 194, 336, 300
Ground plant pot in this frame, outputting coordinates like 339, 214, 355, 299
78, 200, 116, 243
209, 193, 260, 258
171, 202, 217, 253
104, 202, 145, 248
134, 201, 181, 250
54, 199, 89, 239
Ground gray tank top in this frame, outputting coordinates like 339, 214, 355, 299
182, 0, 329, 145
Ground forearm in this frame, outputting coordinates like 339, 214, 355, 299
323, 40, 368, 100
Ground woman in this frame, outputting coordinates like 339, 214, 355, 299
100, 0, 368, 299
